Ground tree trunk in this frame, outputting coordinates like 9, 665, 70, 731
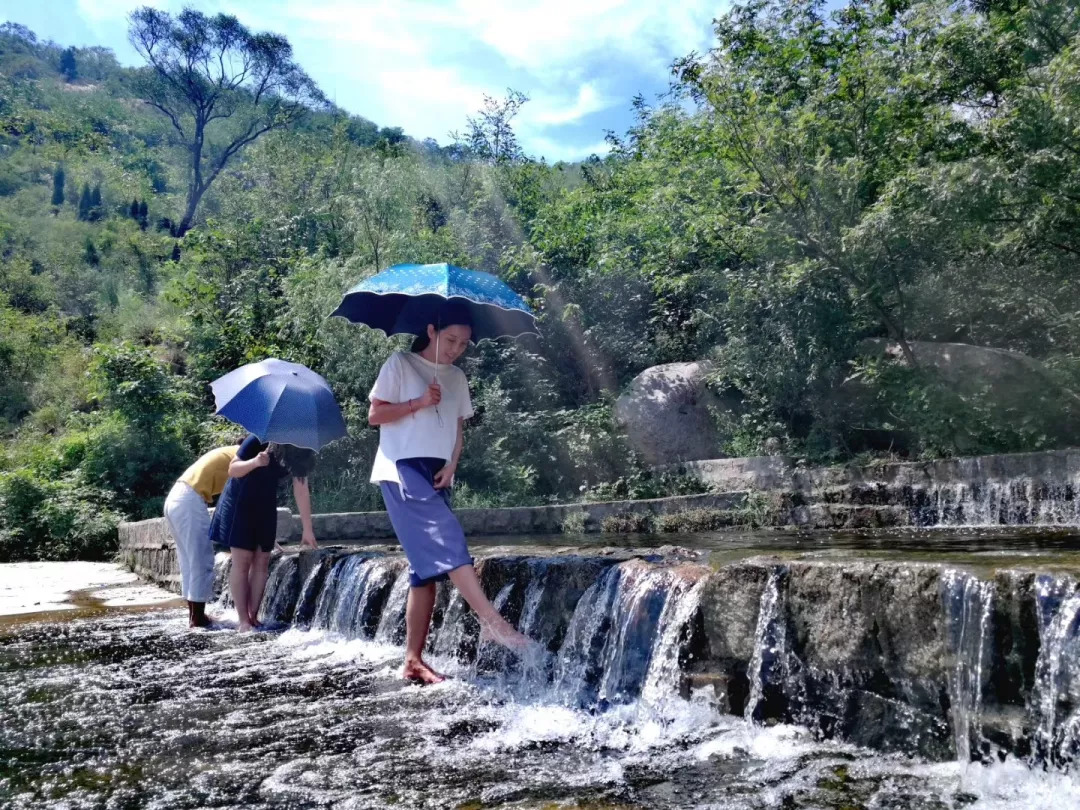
176, 190, 203, 237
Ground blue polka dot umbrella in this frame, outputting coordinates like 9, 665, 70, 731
330, 262, 537, 342
210, 359, 347, 451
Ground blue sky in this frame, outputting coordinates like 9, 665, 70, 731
7, 0, 729, 162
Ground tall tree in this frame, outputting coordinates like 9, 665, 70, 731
130, 198, 139, 219
452, 89, 529, 164
128, 7, 326, 236
78, 184, 91, 221
83, 236, 99, 267
59, 47, 78, 82
50, 165, 65, 209
89, 185, 102, 221
137, 200, 148, 230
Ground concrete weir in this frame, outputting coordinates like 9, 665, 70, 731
116, 449, 1080, 762
183, 544, 1080, 764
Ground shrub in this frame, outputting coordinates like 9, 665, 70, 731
0, 469, 119, 561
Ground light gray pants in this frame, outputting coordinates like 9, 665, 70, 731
163, 481, 214, 603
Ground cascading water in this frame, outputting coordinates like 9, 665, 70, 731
743, 566, 804, 725
1031, 576, 1080, 766
12, 538, 1080, 807
914, 476, 1080, 528
310, 555, 399, 637
943, 570, 995, 766
259, 554, 300, 624
373, 566, 410, 643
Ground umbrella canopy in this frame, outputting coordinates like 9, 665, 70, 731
210, 359, 347, 451
330, 262, 537, 342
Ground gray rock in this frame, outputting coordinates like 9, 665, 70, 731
614, 360, 734, 465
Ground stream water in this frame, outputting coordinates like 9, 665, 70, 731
2, 530, 1080, 809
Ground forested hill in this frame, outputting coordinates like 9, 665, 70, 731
2, 1, 1080, 562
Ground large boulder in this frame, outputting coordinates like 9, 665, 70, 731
614, 361, 733, 465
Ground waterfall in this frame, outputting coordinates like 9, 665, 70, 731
293, 555, 335, 628
915, 476, 1080, 528
258, 554, 300, 624
310, 555, 397, 638
549, 561, 704, 710
639, 575, 707, 705
431, 589, 472, 658
1031, 576, 1080, 766
374, 567, 411, 644
744, 566, 803, 724
942, 570, 995, 765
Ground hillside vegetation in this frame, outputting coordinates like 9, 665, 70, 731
1, 0, 1079, 560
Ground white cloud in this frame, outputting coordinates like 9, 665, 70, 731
526, 81, 609, 127
528, 136, 612, 164
454, 0, 716, 74
68, 0, 722, 157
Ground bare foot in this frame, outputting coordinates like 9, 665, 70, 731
247, 615, 262, 629
479, 619, 531, 650
237, 622, 253, 634
189, 615, 213, 629
402, 658, 446, 685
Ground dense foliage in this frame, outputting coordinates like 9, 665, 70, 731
1, 0, 1078, 560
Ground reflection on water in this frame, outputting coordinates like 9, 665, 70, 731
0, 604, 1075, 809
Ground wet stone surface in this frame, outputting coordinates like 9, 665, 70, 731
0, 606, 1069, 809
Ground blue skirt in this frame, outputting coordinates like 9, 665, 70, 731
380, 458, 473, 588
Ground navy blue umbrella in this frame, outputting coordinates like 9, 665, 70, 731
210, 359, 347, 450
330, 262, 537, 342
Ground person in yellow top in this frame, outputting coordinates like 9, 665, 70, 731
163, 444, 240, 627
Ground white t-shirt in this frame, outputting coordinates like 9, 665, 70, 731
369, 351, 475, 484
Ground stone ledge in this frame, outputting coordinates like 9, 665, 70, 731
669, 448, 1080, 492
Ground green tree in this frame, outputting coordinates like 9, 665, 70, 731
129, 198, 139, 219
77, 183, 91, 221
83, 236, 99, 267
452, 89, 529, 164
59, 46, 77, 81
137, 199, 148, 229
128, 6, 327, 235
89, 184, 102, 221
50, 165, 64, 209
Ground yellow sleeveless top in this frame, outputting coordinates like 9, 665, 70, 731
179, 445, 239, 504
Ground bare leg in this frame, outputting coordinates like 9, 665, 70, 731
447, 565, 530, 650
247, 550, 271, 627
230, 549, 255, 632
402, 583, 444, 684
187, 600, 211, 629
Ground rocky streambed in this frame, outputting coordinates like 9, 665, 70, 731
3, 530, 1080, 808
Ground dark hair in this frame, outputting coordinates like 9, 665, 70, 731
410, 300, 473, 353
268, 442, 317, 479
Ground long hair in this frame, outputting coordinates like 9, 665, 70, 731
411, 300, 473, 353
268, 442, 317, 480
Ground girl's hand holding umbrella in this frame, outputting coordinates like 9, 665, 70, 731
417, 382, 441, 409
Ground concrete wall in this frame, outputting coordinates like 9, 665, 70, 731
119, 493, 743, 590
671, 448, 1080, 492
119, 449, 1080, 589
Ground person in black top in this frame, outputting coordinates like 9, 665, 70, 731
209, 434, 318, 632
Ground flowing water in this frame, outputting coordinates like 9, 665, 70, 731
4, 534, 1080, 809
